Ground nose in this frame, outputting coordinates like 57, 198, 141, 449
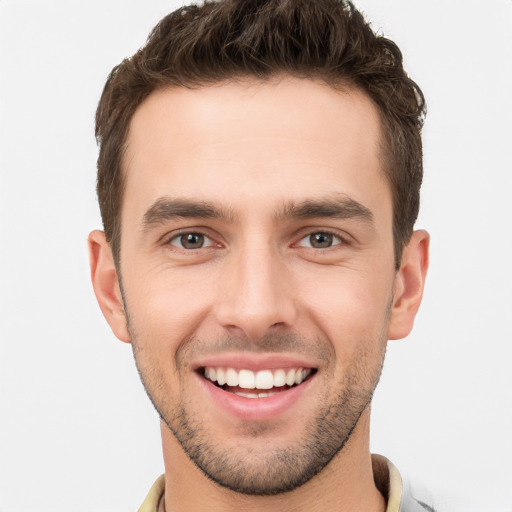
214, 242, 298, 341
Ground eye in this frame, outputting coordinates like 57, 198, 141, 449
297, 231, 343, 249
169, 232, 215, 250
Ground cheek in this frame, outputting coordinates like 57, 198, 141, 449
298, 265, 393, 352
123, 264, 218, 353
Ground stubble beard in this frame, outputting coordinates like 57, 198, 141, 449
128, 330, 386, 495
165, 362, 383, 495
120, 276, 389, 496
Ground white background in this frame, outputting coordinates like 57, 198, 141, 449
1, 1, 511, 510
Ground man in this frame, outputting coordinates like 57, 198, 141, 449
88, 0, 431, 510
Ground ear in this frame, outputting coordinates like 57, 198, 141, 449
88, 230, 130, 343
388, 230, 430, 340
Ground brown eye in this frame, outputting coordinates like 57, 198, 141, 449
310, 232, 333, 248
170, 232, 211, 249
297, 232, 342, 249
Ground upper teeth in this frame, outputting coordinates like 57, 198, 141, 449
204, 367, 311, 389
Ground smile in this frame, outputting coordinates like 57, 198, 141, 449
203, 367, 314, 399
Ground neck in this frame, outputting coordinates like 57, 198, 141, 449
160, 409, 386, 512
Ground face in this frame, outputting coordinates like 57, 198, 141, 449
90, 77, 427, 495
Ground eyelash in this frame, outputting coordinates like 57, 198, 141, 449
294, 229, 346, 249
164, 228, 348, 251
166, 230, 218, 250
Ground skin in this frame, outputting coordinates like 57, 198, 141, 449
89, 77, 429, 512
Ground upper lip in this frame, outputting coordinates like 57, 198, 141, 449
192, 353, 320, 372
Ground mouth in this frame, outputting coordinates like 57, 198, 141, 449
200, 366, 316, 399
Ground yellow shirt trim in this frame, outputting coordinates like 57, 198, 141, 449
138, 474, 165, 512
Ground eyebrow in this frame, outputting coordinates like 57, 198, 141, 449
274, 196, 374, 224
142, 197, 236, 229
142, 194, 374, 230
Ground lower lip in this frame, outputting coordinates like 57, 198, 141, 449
198, 373, 315, 422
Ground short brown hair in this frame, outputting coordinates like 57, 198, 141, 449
95, 0, 426, 267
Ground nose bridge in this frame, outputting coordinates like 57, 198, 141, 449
215, 234, 296, 339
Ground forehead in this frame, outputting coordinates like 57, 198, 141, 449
122, 77, 389, 222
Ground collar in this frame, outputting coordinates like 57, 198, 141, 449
139, 454, 403, 512
372, 454, 403, 512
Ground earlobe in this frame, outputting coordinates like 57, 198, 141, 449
88, 230, 131, 343
388, 230, 430, 340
